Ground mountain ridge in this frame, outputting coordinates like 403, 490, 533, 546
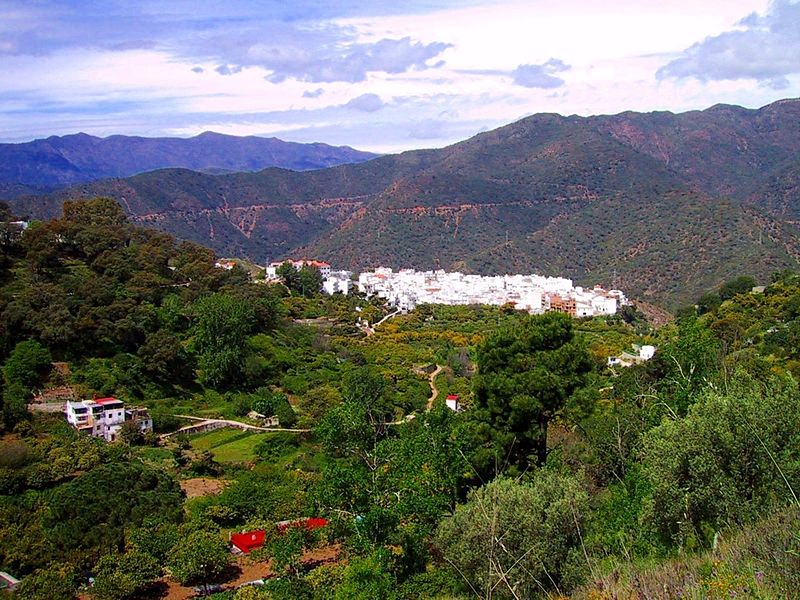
10, 98, 800, 308
0, 132, 379, 193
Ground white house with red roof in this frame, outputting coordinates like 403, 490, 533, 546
445, 394, 462, 412
267, 259, 331, 279
65, 397, 152, 442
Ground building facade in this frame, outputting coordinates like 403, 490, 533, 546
65, 397, 153, 442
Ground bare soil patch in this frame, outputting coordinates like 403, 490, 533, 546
156, 545, 340, 600
179, 477, 227, 498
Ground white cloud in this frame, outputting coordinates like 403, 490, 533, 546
658, 0, 800, 85
344, 93, 385, 112
512, 59, 570, 89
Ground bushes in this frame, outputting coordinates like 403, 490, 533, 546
641, 373, 800, 547
167, 530, 230, 585
91, 550, 161, 600
436, 471, 589, 598
43, 462, 184, 559
574, 505, 800, 599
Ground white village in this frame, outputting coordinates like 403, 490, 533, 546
262, 259, 628, 318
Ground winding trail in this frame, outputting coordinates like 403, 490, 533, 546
425, 364, 445, 411
361, 309, 401, 337
374, 309, 401, 328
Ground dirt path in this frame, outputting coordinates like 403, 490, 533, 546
425, 364, 445, 411
361, 308, 402, 336
162, 416, 311, 439
388, 364, 446, 425
374, 309, 401, 327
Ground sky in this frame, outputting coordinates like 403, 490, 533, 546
0, 0, 798, 153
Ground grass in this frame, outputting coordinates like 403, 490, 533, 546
574, 505, 800, 599
210, 434, 266, 463
189, 427, 267, 463
135, 446, 175, 469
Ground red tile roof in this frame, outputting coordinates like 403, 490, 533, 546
93, 397, 123, 405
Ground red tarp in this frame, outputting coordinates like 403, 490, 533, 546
230, 530, 266, 553
276, 517, 329, 533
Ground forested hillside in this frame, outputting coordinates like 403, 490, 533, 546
10, 99, 800, 308
2, 199, 800, 599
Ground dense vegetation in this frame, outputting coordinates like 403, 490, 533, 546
2, 199, 800, 599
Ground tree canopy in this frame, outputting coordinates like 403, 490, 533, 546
468, 312, 592, 476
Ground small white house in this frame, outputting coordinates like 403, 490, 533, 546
445, 394, 462, 412
607, 345, 657, 368
639, 345, 656, 360
65, 397, 152, 442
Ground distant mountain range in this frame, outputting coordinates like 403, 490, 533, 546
0, 132, 377, 194
8, 99, 800, 309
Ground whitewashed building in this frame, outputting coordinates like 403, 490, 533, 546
608, 345, 657, 368
322, 270, 353, 295
65, 397, 153, 442
355, 268, 626, 316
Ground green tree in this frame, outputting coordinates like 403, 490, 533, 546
251, 389, 297, 428
333, 551, 396, 600
2, 381, 29, 429
167, 530, 230, 585
374, 405, 467, 526
213, 467, 304, 524
62, 197, 128, 229
21, 222, 61, 276
127, 522, 180, 562
297, 265, 323, 298
137, 330, 191, 382
696, 291, 721, 315
117, 421, 144, 446
92, 550, 161, 600
4, 340, 51, 390
655, 316, 720, 415
316, 367, 393, 466
435, 472, 588, 599
191, 293, 257, 387
718, 275, 757, 301
59, 198, 129, 262
276, 262, 300, 291
267, 524, 314, 576
43, 462, 183, 560
14, 569, 76, 600
469, 312, 592, 475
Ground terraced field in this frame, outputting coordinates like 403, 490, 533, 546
189, 427, 267, 463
